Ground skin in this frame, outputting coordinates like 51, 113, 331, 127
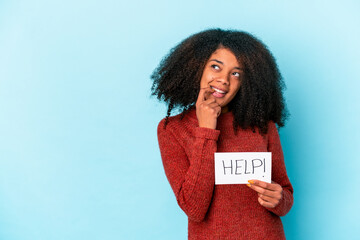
247, 180, 283, 208
196, 47, 283, 209
196, 47, 243, 129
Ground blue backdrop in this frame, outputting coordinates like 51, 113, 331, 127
1, 1, 359, 239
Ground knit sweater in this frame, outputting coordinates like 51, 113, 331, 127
157, 108, 294, 240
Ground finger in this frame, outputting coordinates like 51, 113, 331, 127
258, 196, 276, 208
246, 183, 280, 198
198, 102, 221, 117
196, 87, 212, 104
258, 192, 280, 203
203, 97, 216, 105
216, 107, 221, 117
249, 180, 281, 191
207, 102, 220, 108
204, 89, 215, 101
247, 184, 277, 198
207, 103, 221, 117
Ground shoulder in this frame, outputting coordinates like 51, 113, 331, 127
267, 121, 278, 134
157, 113, 184, 133
260, 120, 280, 137
158, 108, 197, 133
157, 110, 199, 150
157, 109, 197, 137
157, 113, 183, 129
266, 121, 282, 146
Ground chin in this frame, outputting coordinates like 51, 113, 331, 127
215, 100, 223, 106
216, 99, 227, 107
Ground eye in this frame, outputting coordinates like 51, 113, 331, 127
211, 64, 220, 70
232, 72, 240, 78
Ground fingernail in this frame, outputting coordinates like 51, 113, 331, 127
248, 180, 254, 184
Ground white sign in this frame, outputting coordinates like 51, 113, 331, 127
214, 152, 272, 185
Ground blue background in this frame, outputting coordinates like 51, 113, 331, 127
1, 0, 359, 239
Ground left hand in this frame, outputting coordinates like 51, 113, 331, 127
246, 180, 283, 208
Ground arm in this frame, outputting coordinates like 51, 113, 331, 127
265, 121, 294, 216
157, 119, 220, 222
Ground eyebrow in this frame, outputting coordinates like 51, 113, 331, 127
209, 59, 244, 71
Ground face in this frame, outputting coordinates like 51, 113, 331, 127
200, 48, 244, 111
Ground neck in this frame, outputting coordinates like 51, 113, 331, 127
221, 106, 229, 113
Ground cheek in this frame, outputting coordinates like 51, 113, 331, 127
200, 79, 207, 88
232, 81, 241, 93
200, 76, 212, 88
227, 84, 241, 100
199, 69, 215, 88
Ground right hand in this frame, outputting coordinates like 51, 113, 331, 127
195, 87, 221, 129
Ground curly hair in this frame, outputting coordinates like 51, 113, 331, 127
151, 28, 288, 134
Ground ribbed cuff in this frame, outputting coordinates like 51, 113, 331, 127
264, 188, 292, 217
194, 127, 220, 140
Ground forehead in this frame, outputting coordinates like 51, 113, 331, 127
208, 48, 243, 67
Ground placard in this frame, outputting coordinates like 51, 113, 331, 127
214, 152, 271, 185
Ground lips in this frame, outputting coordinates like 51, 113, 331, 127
210, 86, 228, 98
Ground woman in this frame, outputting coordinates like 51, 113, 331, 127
151, 29, 293, 239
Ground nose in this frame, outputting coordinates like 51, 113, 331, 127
215, 74, 230, 85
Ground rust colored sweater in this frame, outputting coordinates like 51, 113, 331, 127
157, 108, 294, 240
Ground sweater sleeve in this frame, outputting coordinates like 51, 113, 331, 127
265, 122, 294, 217
157, 119, 220, 222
